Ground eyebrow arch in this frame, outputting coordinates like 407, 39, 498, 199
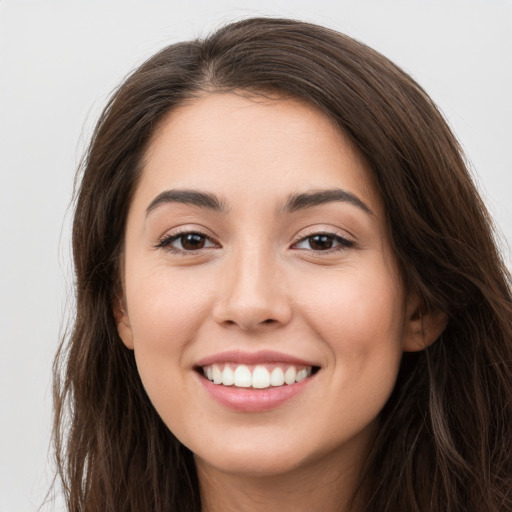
146, 189, 226, 216
283, 188, 373, 215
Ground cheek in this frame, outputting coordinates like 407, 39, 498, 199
123, 265, 213, 394
295, 264, 405, 396
126, 263, 210, 344
297, 264, 405, 337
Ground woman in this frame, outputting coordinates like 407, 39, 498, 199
53, 17, 512, 511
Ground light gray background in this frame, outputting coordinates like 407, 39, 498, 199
1, 0, 511, 510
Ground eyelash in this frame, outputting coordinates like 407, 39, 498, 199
155, 230, 219, 254
155, 230, 354, 255
291, 232, 355, 253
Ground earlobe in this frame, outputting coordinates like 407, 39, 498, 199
403, 295, 448, 352
114, 299, 135, 350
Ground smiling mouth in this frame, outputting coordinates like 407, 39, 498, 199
199, 363, 320, 389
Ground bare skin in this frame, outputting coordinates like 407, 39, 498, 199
197, 427, 370, 512
116, 93, 445, 511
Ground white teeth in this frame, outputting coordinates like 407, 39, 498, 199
212, 364, 222, 384
203, 363, 315, 388
222, 365, 235, 386
252, 366, 271, 389
270, 367, 285, 386
295, 368, 308, 382
284, 366, 297, 385
233, 365, 252, 387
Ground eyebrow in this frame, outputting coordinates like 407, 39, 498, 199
283, 188, 373, 215
146, 189, 227, 216
145, 187, 372, 217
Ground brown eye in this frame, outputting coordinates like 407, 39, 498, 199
156, 232, 218, 252
308, 235, 334, 250
180, 233, 206, 250
293, 233, 354, 252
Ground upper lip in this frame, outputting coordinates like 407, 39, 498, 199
195, 350, 319, 368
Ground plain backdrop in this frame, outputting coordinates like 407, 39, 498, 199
1, 0, 511, 510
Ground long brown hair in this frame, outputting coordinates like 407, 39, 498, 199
54, 17, 512, 511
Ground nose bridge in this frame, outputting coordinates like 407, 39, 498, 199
214, 239, 291, 329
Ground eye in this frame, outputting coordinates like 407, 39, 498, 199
292, 233, 354, 252
156, 231, 218, 253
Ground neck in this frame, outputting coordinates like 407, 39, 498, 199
196, 447, 366, 512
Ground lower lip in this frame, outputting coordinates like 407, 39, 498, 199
198, 373, 314, 412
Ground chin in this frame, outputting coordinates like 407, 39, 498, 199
195, 446, 312, 478
189, 421, 375, 480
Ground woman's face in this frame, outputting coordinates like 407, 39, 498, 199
117, 93, 421, 478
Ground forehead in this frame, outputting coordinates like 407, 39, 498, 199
137, 92, 381, 213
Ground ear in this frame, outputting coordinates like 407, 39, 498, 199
114, 297, 134, 350
402, 293, 448, 352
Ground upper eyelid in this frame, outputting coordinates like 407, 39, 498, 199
296, 232, 350, 242
160, 231, 217, 243
155, 225, 219, 243
292, 233, 354, 249
292, 227, 354, 243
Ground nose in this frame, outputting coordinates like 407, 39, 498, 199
212, 246, 292, 331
